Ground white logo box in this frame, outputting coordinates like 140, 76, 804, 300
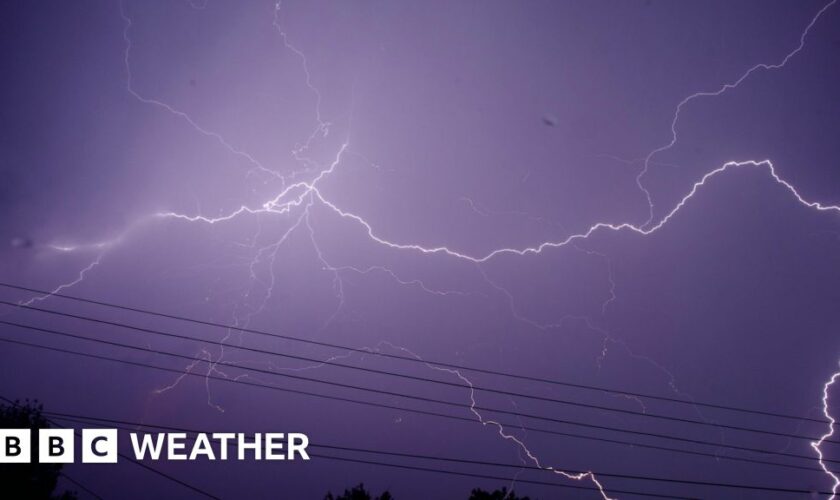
0, 429, 117, 463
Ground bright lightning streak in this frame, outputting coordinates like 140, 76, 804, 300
169, 158, 840, 263
812, 364, 840, 500
18, 2, 840, 498
157, 142, 349, 224
636, 0, 838, 227
17, 256, 104, 308
375, 341, 616, 500
15, 217, 154, 307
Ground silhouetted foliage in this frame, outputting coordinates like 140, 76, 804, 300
323, 484, 535, 500
0, 400, 77, 500
469, 487, 531, 500
324, 483, 393, 500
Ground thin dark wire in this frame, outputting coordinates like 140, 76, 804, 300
112, 448, 219, 499
310, 454, 690, 499
0, 396, 220, 500
0, 331, 832, 469
0, 281, 823, 425
0, 300, 710, 429
40, 416, 689, 500
48, 412, 837, 497
2, 317, 837, 451
41, 407, 829, 475
1, 302, 834, 445
59, 472, 105, 500
4, 324, 836, 465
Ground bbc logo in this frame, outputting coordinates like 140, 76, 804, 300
0, 429, 118, 463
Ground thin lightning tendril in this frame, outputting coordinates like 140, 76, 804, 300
18, 1, 840, 497
812, 364, 840, 500
636, 0, 838, 227
376, 341, 616, 500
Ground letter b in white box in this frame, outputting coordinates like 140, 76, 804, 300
0, 429, 30, 463
39, 429, 74, 463
82, 429, 117, 463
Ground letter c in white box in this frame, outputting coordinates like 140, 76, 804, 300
82, 429, 117, 463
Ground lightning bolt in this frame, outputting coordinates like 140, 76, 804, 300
278, 340, 617, 499
375, 341, 616, 500
272, 0, 331, 162
304, 158, 840, 263
812, 363, 840, 500
119, 1, 285, 181
636, 0, 838, 227
18, 1, 840, 498
17, 255, 103, 308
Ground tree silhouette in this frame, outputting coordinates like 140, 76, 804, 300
0, 400, 77, 500
468, 487, 532, 500
324, 484, 535, 500
324, 483, 393, 500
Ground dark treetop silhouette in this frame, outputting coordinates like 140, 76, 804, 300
323, 484, 532, 500
0, 400, 77, 500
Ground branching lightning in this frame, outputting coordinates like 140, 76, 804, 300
16, 0, 840, 497
380, 341, 616, 500
635, 0, 838, 228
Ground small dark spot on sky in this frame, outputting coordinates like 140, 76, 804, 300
10, 237, 33, 249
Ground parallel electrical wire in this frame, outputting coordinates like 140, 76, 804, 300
0, 409, 679, 500
310, 454, 688, 499
59, 473, 105, 500
1, 302, 835, 448
0, 281, 823, 425
47, 412, 838, 497
0, 328, 833, 470
0, 396, 219, 500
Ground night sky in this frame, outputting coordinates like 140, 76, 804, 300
2, 1, 840, 499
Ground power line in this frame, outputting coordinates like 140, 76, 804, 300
313, 453, 688, 499
112, 446, 219, 499
18, 417, 684, 500
0, 396, 220, 500
2, 302, 828, 444
59, 473, 105, 500
0, 330, 831, 470
0, 281, 823, 425
2, 316, 836, 452
0, 403, 682, 500
47, 412, 838, 497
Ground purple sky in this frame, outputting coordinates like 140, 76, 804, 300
2, 1, 840, 498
